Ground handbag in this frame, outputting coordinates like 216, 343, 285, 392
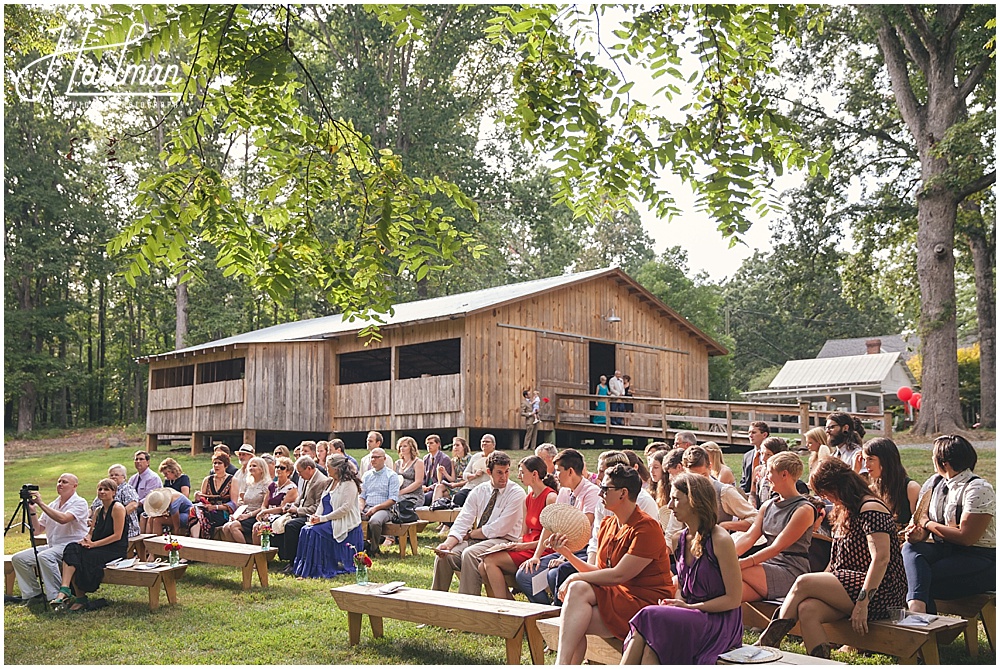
390, 499, 419, 524
271, 513, 293, 534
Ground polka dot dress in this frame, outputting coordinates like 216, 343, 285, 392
831, 505, 907, 619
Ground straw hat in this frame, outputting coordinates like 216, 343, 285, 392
144, 488, 172, 517
539, 503, 591, 553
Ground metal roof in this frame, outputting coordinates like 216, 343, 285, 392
764, 352, 904, 390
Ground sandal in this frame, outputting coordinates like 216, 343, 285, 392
68, 597, 89, 612
49, 586, 73, 607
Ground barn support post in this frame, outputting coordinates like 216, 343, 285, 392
457, 426, 470, 444
146, 433, 158, 453
883, 410, 893, 439
191, 432, 207, 456
242, 429, 256, 449
799, 402, 811, 437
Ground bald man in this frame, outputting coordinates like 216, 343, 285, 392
7, 473, 90, 604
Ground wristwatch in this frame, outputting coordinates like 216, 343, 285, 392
857, 588, 870, 603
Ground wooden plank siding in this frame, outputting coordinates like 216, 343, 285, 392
244, 342, 330, 432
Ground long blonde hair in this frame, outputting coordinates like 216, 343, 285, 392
702, 442, 725, 478
804, 427, 832, 475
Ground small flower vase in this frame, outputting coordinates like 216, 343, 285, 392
355, 564, 368, 585
261, 534, 271, 550
168, 549, 180, 566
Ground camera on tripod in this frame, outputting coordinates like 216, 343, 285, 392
19, 484, 39, 502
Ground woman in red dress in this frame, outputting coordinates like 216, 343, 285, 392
479, 455, 558, 599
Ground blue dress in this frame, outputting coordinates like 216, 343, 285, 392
628, 529, 743, 664
293, 493, 363, 578
593, 384, 609, 424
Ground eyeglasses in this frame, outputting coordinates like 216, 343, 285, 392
598, 485, 621, 496
371, 455, 385, 460
276, 465, 288, 471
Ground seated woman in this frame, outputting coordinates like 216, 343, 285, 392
480, 455, 558, 599
750, 437, 788, 508
293, 454, 364, 578
903, 434, 995, 614
703, 442, 737, 486
192, 453, 239, 538
756, 458, 906, 659
804, 427, 832, 479
52, 478, 128, 611
144, 488, 193, 537
553, 464, 674, 664
158, 457, 191, 497
252, 455, 298, 541
863, 438, 920, 533
432, 437, 472, 507
646, 449, 673, 532
734, 452, 816, 602
623, 473, 742, 665
221, 456, 270, 543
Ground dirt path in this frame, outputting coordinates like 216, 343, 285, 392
3, 427, 145, 463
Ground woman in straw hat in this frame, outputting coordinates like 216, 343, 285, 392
552, 464, 673, 664
144, 487, 193, 537
479, 455, 558, 599
622, 473, 743, 665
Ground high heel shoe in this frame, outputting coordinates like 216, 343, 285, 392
755, 610, 797, 648
808, 643, 832, 659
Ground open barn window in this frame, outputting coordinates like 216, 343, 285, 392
198, 358, 245, 384
151, 365, 194, 389
339, 349, 391, 385
398, 338, 461, 379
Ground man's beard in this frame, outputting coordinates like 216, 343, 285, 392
829, 431, 850, 448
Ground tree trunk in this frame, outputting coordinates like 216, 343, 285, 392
17, 381, 36, 434
967, 225, 996, 428
176, 277, 188, 349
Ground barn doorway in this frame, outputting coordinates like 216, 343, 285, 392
589, 342, 616, 393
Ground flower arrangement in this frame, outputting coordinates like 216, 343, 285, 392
259, 522, 272, 540
348, 544, 373, 569
165, 537, 181, 552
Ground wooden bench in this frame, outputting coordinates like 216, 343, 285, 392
4, 556, 14, 596
360, 520, 428, 558
103, 562, 187, 611
535, 618, 843, 665
416, 507, 462, 524
935, 592, 996, 657
4, 534, 152, 596
141, 535, 276, 589
330, 583, 559, 664
742, 600, 968, 664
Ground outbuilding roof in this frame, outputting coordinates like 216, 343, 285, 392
140, 267, 727, 362
761, 351, 904, 391
816, 334, 918, 361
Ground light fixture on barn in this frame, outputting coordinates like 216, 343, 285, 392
604, 307, 622, 324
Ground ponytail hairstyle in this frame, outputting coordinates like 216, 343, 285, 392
670, 473, 718, 558
520, 455, 558, 491
650, 449, 670, 508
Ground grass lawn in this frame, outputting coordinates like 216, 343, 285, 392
3, 443, 995, 664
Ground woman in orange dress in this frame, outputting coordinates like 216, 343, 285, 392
553, 464, 674, 664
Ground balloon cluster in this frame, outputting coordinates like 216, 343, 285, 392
896, 386, 922, 410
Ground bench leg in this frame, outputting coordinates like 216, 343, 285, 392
5, 570, 14, 597
983, 601, 996, 652
525, 621, 546, 665
163, 574, 179, 605
398, 530, 408, 558
254, 554, 270, 588
147, 580, 161, 611
370, 615, 384, 639
963, 618, 979, 657
347, 612, 363, 646
241, 563, 254, 590
917, 637, 940, 665
408, 527, 419, 557
505, 627, 525, 665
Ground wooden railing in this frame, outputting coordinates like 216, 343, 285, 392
553, 393, 892, 446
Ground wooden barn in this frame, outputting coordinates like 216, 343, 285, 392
139, 267, 727, 452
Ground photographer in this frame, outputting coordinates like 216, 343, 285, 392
6, 474, 90, 605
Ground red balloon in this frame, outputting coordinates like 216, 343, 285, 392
911, 392, 921, 404
914, 397, 922, 410
897, 386, 913, 402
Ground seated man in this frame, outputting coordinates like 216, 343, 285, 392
516, 448, 599, 604
329, 438, 358, 473
91, 464, 140, 538
432, 451, 525, 595
276, 456, 330, 573
8, 474, 90, 605
359, 447, 399, 555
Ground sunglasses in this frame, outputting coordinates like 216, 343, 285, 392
598, 485, 621, 495
276, 465, 288, 471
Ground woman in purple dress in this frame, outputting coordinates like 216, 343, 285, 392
623, 473, 743, 665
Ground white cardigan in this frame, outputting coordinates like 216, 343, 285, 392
318, 480, 362, 542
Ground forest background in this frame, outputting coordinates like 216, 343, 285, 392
4, 5, 994, 436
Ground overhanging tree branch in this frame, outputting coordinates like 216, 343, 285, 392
876, 14, 925, 140
957, 54, 993, 100
955, 169, 996, 201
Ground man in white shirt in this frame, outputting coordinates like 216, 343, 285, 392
452, 433, 496, 506
359, 431, 394, 477
608, 370, 625, 425
516, 448, 600, 604
431, 451, 525, 595
8, 474, 90, 604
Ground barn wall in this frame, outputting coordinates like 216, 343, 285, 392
146, 348, 248, 434
244, 341, 331, 432
465, 275, 712, 430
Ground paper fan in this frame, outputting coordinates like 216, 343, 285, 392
539, 503, 591, 553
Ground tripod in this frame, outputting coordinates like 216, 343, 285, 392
4, 492, 50, 609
